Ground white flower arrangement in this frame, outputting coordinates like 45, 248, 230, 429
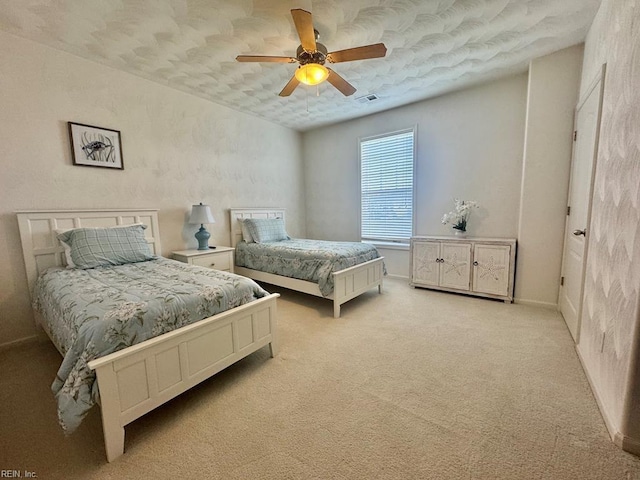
441, 199, 479, 232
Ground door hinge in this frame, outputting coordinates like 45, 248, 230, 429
567, 206, 571, 216
573, 130, 577, 141
560, 276, 565, 286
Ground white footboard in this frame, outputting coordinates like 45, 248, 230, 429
235, 257, 384, 318
88, 293, 279, 462
332, 257, 384, 318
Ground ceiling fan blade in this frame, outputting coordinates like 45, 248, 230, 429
279, 74, 300, 97
236, 55, 297, 63
291, 9, 316, 52
326, 68, 356, 96
327, 43, 387, 63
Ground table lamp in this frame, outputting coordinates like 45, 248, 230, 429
189, 203, 215, 250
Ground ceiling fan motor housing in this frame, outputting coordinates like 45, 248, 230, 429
296, 43, 328, 65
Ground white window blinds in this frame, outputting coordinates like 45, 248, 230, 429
360, 129, 415, 242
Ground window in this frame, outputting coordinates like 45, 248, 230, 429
360, 128, 415, 243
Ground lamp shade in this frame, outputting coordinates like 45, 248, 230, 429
295, 63, 329, 86
189, 203, 215, 225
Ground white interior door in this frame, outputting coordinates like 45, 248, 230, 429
559, 67, 605, 342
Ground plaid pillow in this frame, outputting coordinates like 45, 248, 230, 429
244, 218, 289, 243
58, 224, 155, 269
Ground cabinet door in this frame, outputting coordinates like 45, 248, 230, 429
439, 242, 471, 291
472, 244, 511, 296
411, 241, 440, 286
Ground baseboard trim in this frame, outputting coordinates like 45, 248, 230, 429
619, 434, 640, 457
386, 274, 409, 280
575, 345, 623, 446
513, 298, 557, 309
0, 334, 39, 351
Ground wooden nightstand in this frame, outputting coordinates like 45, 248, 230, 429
172, 246, 235, 273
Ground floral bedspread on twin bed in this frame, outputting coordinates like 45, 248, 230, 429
33, 257, 269, 434
234, 238, 384, 296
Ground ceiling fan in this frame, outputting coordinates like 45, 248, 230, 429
236, 8, 387, 97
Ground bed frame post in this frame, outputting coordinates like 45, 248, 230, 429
94, 363, 126, 462
269, 300, 279, 357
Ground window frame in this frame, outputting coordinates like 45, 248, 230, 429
358, 126, 417, 246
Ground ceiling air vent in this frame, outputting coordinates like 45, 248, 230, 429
356, 94, 379, 104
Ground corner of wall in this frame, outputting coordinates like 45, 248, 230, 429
515, 46, 583, 305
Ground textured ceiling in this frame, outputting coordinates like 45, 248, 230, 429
0, 0, 601, 131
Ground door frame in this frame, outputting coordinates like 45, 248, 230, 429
559, 63, 606, 343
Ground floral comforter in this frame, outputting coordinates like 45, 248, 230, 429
33, 257, 269, 434
235, 238, 384, 296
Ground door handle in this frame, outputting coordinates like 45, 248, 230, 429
572, 229, 586, 237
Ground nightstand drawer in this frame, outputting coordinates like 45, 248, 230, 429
172, 247, 235, 273
191, 253, 231, 271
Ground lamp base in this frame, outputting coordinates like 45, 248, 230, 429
195, 225, 210, 250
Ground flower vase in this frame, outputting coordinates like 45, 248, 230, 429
454, 229, 466, 238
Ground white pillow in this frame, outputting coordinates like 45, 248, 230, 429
54, 229, 75, 268
241, 219, 254, 243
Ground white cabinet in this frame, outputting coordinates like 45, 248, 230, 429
172, 247, 235, 273
410, 236, 516, 302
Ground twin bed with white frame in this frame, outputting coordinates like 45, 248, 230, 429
230, 208, 385, 318
16, 208, 279, 462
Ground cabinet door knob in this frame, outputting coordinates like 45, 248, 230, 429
573, 229, 586, 237
210, 263, 216, 267
473, 261, 479, 266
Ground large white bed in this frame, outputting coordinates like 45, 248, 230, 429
229, 208, 384, 318
16, 208, 279, 462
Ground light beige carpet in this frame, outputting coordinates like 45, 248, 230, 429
2, 277, 640, 479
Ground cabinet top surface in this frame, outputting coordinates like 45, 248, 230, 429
172, 246, 234, 256
411, 235, 516, 243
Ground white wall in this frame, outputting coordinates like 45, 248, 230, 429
303, 74, 528, 278
517, 45, 584, 307
576, 0, 640, 454
0, 32, 304, 347
303, 50, 584, 306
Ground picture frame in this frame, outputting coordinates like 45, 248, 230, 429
68, 122, 124, 169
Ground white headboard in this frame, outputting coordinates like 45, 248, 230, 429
229, 208, 285, 248
16, 209, 161, 295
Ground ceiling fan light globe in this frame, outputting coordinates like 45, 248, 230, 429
295, 63, 329, 86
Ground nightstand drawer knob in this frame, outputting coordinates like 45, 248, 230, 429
210, 263, 215, 267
